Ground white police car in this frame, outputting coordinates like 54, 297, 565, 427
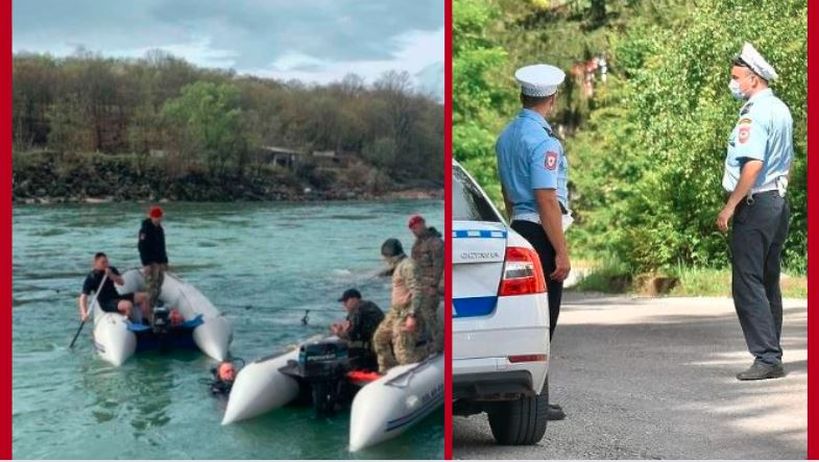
452, 160, 550, 445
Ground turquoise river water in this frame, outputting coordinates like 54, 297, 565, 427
12, 200, 444, 459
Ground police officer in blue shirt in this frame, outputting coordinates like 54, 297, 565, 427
496, 64, 571, 420
716, 43, 793, 381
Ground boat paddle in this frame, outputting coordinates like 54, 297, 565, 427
69, 271, 108, 349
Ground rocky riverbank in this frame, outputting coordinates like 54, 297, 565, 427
13, 151, 443, 204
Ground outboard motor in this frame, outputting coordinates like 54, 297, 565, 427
280, 339, 350, 416
152, 302, 170, 335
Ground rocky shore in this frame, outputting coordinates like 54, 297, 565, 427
13, 151, 443, 204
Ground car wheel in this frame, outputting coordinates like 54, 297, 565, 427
487, 376, 548, 445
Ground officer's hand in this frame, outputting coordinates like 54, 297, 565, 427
402, 314, 417, 333
716, 206, 735, 233
81, 310, 89, 322
550, 252, 571, 282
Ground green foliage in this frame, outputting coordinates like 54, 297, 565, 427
13, 52, 444, 186
162, 81, 249, 176
570, 0, 806, 273
453, 0, 807, 276
452, 0, 514, 204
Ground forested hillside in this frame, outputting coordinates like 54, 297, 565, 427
453, 0, 807, 279
13, 51, 444, 202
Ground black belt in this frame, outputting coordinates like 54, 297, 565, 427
749, 190, 780, 198
735, 189, 781, 206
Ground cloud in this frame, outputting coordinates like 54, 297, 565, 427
247, 27, 444, 99
12, 0, 443, 92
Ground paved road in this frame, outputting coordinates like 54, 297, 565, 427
453, 294, 807, 459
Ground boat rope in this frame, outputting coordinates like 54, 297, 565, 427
385, 353, 439, 389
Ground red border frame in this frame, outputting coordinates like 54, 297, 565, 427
443, 0, 453, 459
0, 0, 813, 460
2, 0, 11, 456
808, 0, 817, 457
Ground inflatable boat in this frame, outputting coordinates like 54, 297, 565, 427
221, 336, 443, 451
348, 355, 444, 451
92, 269, 233, 366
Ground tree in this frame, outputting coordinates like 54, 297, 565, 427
162, 81, 250, 176
453, 0, 513, 201
46, 94, 93, 154
569, 0, 807, 273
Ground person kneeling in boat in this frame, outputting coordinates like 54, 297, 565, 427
331, 288, 384, 370
79, 252, 147, 321
372, 239, 429, 374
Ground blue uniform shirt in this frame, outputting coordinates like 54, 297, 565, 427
496, 109, 569, 218
723, 88, 793, 192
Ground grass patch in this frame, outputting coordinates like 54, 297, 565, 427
572, 261, 807, 299
572, 258, 632, 294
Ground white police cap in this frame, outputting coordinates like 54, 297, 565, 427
736, 42, 778, 82
515, 64, 565, 97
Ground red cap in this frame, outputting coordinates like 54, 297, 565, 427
149, 206, 164, 218
407, 214, 425, 228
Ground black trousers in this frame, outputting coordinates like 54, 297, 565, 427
511, 220, 563, 339
730, 191, 790, 366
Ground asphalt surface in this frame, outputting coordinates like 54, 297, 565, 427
453, 293, 807, 459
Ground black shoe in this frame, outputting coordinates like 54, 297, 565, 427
547, 403, 566, 420
736, 362, 785, 381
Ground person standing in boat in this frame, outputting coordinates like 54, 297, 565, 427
78, 252, 147, 321
331, 288, 385, 370
408, 214, 444, 354
138, 205, 168, 322
372, 238, 427, 374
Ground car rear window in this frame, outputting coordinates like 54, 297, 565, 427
453, 165, 501, 222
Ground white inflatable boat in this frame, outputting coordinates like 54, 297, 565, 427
221, 336, 443, 451
348, 354, 444, 451
92, 269, 232, 366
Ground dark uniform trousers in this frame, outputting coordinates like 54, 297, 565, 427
730, 191, 790, 366
511, 220, 563, 339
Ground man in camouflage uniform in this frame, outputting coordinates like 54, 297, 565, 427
408, 215, 444, 353
372, 238, 427, 374
331, 288, 384, 370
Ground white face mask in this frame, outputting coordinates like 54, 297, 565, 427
728, 79, 747, 100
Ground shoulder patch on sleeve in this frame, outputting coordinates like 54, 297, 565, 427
545, 151, 558, 170
738, 125, 751, 144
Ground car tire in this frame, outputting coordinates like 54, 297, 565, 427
487, 377, 548, 445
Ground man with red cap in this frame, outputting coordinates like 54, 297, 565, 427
138, 205, 168, 321
408, 214, 444, 353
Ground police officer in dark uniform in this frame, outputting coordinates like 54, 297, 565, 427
717, 43, 793, 381
331, 288, 385, 370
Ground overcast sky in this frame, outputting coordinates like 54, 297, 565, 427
13, 0, 444, 99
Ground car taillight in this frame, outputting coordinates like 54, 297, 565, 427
498, 246, 547, 296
